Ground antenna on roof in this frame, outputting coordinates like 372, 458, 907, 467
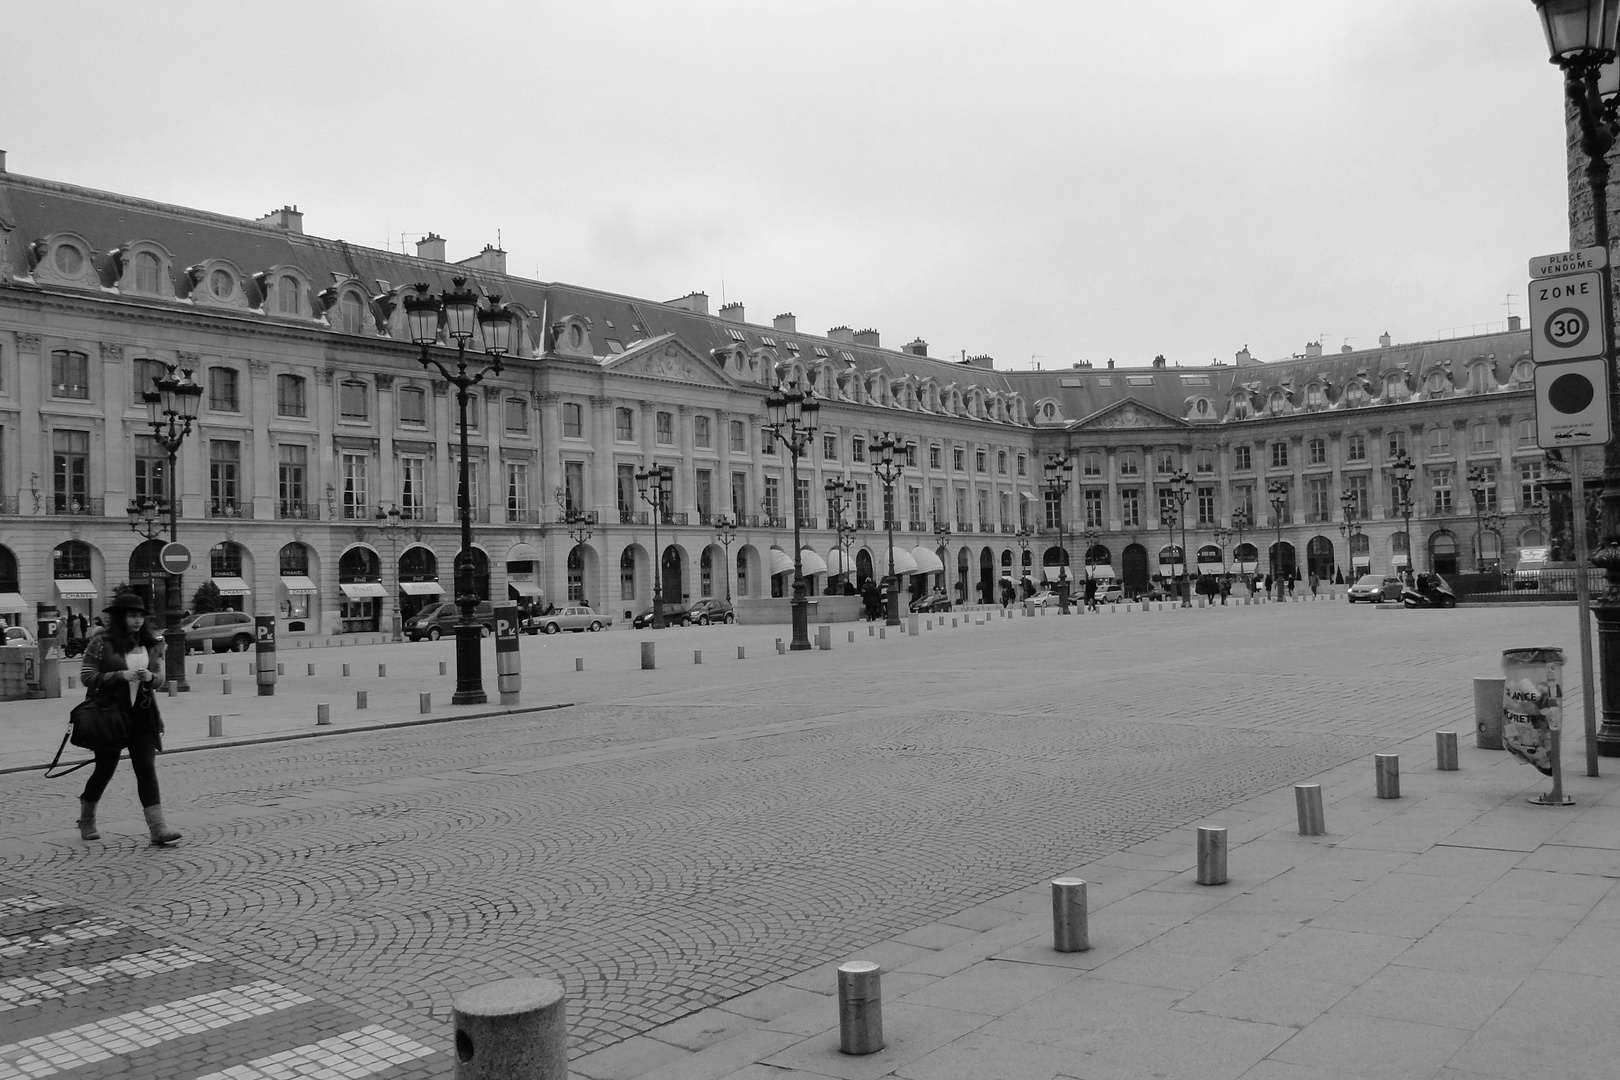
1504, 292, 1517, 318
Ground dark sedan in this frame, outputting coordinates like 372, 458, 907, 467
687, 599, 736, 624
632, 605, 692, 629
909, 589, 952, 613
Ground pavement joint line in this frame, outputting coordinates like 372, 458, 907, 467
0, 700, 576, 776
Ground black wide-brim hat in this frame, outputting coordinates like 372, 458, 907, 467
103, 592, 147, 615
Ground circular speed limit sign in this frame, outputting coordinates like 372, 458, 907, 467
1544, 307, 1591, 350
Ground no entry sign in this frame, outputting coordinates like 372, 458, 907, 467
159, 541, 192, 575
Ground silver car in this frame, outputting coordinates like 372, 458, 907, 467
531, 606, 612, 633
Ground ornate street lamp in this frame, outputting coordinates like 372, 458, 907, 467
825, 478, 858, 592
1212, 524, 1233, 603
763, 382, 819, 650
372, 503, 409, 641
1231, 507, 1252, 589
1267, 478, 1290, 601
713, 512, 737, 602
1467, 465, 1493, 573
933, 511, 953, 600
1339, 488, 1364, 583
555, 486, 595, 548
135, 360, 202, 691
872, 433, 905, 626
1390, 451, 1417, 584
402, 276, 513, 705
1042, 452, 1075, 613
1167, 468, 1192, 607
635, 464, 675, 629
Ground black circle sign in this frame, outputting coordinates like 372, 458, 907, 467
1549, 371, 1596, 414
1545, 306, 1591, 349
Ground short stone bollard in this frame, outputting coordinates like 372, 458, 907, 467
277, 663, 285, 676
574, 657, 584, 671
420, 692, 431, 714
925, 619, 932, 630
379, 664, 387, 678
907, 614, 919, 636
306, 663, 315, 676
195, 662, 203, 675
220, 662, 228, 674
694, 649, 702, 665
1051, 878, 1090, 952
207, 714, 223, 738
451, 976, 567, 1080
1436, 730, 1459, 771
837, 961, 883, 1056
848, 630, 855, 643
440, 661, 448, 676
1294, 783, 1326, 835
356, 690, 368, 710
222, 678, 232, 695
167, 680, 177, 697
878, 628, 886, 640
342, 664, 351, 677
817, 624, 832, 650
316, 703, 331, 726
640, 642, 655, 670
1375, 753, 1400, 799
737, 645, 746, 660
952, 618, 958, 627
869, 625, 875, 637
1196, 825, 1228, 885
777, 638, 786, 654
1474, 677, 1506, 750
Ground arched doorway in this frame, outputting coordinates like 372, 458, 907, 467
0, 545, 19, 627
619, 547, 641, 613
1268, 541, 1297, 582
566, 545, 587, 603
398, 545, 440, 621
955, 548, 969, 603
338, 546, 382, 632
1479, 530, 1503, 572
278, 542, 316, 630
1306, 536, 1334, 582
700, 548, 715, 598
978, 547, 994, 604
1233, 542, 1259, 579
1349, 533, 1371, 577
1392, 531, 1410, 574
207, 541, 248, 612
1430, 532, 1459, 575
128, 539, 164, 612
661, 545, 684, 606
1121, 543, 1149, 597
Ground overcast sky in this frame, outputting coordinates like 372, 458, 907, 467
5, 1, 1574, 369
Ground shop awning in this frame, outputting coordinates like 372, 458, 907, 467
211, 576, 251, 596
398, 580, 443, 596
1351, 555, 1372, 567
767, 547, 795, 576
506, 580, 544, 597
505, 543, 540, 564
55, 580, 97, 600
280, 575, 318, 595
826, 549, 856, 577
339, 582, 388, 599
874, 547, 920, 577
798, 548, 829, 575
909, 546, 945, 575
1042, 566, 1075, 582
0, 593, 27, 614
1392, 554, 1411, 568
1085, 564, 1117, 580
1235, 560, 1259, 573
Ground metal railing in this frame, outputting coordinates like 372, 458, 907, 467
277, 501, 319, 520
504, 507, 539, 524
620, 510, 648, 525
908, 519, 927, 532
765, 515, 787, 529
399, 504, 436, 522
0, 496, 17, 515
50, 498, 104, 517
207, 502, 252, 519
1456, 567, 1608, 603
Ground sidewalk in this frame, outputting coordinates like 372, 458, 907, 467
569, 725, 1620, 1080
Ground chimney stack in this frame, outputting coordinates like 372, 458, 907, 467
1235, 345, 1253, 366
1378, 331, 1392, 348
1152, 354, 1167, 369
1305, 341, 1323, 358
1341, 344, 1354, 353
773, 312, 796, 333
828, 325, 855, 343
257, 205, 304, 234
456, 244, 506, 275
1508, 314, 1522, 332
416, 233, 447, 261
853, 328, 880, 347
719, 301, 745, 323
666, 291, 709, 315
904, 337, 928, 357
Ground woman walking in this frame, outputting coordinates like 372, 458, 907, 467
76, 592, 180, 845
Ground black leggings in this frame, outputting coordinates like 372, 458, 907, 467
80, 720, 161, 807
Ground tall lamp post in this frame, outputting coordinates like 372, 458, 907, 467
1466, 466, 1494, 572
825, 479, 858, 592
372, 503, 409, 641
635, 464, 675, 629
555, 486, 594, 604
763, 382, 819, 651
1014, 525, 1034, 598
1212, 525, 1233, 603
135, 361, 203, 691
1390, 451, 1417, 584
1043, 452, 1075, 613
872, 434, 905, 626
934, 512, 953, 600
1167, 469, 1192, 607
1339, 489, 1364, 584
1267, 479, 1289, 601
714, 513, 737, 602
402, 276, 513, 705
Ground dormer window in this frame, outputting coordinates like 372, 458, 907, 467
209, 269, 236, 300
134, 252, 161, 293
54, 244, 85, 276
336, 293, 365, 334
277, 275, 301, 314
1306, 385, 1325, 408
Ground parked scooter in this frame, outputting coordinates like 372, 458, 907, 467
1401, 572, 1457, 609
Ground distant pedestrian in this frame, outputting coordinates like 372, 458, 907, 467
1286, 575, 1295, 597
1308, 572, 1319, 597
1083, 576, 1098, 611
1219, 577, 1230, 605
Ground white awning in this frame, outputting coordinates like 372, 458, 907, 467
1235, 560, 1258, 573
909, 546, 945, 575
768, 547, 795, 576
339, 581, 388, 599
1352, 555, 1373, 567
505, 542, 540, 564
873, 546, 920, 577
1042, 565, 1075, 582
826, 549, 857, 577
1084, 565, 1117, 580
211, 576, 251, 596
1020, 491, 1038, 502
280, 575, 318, 595
506, 580, 544, 597
55, 580, 97, 600
798, 548, 829, 576
0, 593, 26, 614
398, 580, 443, 596
1392, 554, 1411, 568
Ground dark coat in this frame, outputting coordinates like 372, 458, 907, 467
78, 628, 166, 747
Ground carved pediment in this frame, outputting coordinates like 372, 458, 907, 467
1074, 399, 1190, 430
607, 335, 737, 387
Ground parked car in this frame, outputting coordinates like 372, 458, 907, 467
633, 605, 692, 629
1514, 546, 1550, 590
532, 606, 613, 633
909, 589, 952, 613
180, 610, 255, 653
1, 625, 37, 648
1029, 590, 1062, 608
404, 600, 497, 641
1087, 582, 1124, 604
1347, 574, 1404, 603
687, 599, 735, 624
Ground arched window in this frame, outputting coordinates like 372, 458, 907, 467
338, 293, 365, 334
209, 268, 235, 299
0, 545, 17, 590
338, 547, 379, 581
278, 275, 301, 314
700, 548, 714, 597
134, 252, 161, 293
54, 540, 92, 579
210, 541, 243, 577
620, 548, 637, 601
567, 546, 584, 602
279, 542, 310, 576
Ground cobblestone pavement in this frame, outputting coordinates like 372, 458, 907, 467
0, 602, 1584, 1077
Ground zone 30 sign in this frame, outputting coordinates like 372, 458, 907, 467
1528, 271, 1605, 361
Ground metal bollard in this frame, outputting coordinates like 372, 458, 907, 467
167, 680, 177, 697
1294, 783, 1326, 835
316, 703, 330, 726
255, 615, 276, 697
379, 664, 387, 677
495, 606, 521, 704
420, 692, 431, 714
817, 624, 833, 650
574, 657, 584, 671
777, 638, 786, 653
451, 976, 567, 1080
1196, 825, 1228, 885
837, 961, 883, 1056
440, 661, 448, 676
357, 690, 368, 710
737, 645, 746, 660
907, 614, 918, 636
207, 714, 223, 738
952, 618, 958, 627
222, 678, 232, 695
1474, 677, 1506, 750
641, 641, 656, 670
1051, 878, 1090, 952
694, 649, 702, 665
848, 630, 855, 643
1375, 753, 1400, 798
342, 664, 351, 677
1436, 731, 1459, 771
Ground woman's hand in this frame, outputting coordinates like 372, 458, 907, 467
122, 669, 143, 684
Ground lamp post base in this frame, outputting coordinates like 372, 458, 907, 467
163, 626, 189, 692
652, 595, 666, 630
885, 575, 901, 627
790, 595, 811, 651
451, 622, 487, 705
1592, 597, 1620, 757
1057, 580, 1070, 615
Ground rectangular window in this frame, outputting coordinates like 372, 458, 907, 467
459, 397, 479, 432
563, 402, 583, 439
955, 487, 967, 527
906, 443, 918, 468
731, 472, 748, 517
730, 420, 746, 452
1431, 469, 1452, 514
1082, 453, 1102, 477
1270, 441, 1289, 469
209, 440, 240, 512
505, 398, 530, 434
1472, 423, 1496, 453
763, 477, 780, 521
1120, 487, 1141, 528
796, 477, 812, 522
823, 432, 838, 460
762, 432, 776, 455
952, 446, 965, 471
617, 464, 635, 515
277, 444, 307, 515
1308, 438, 1326, 466
1156, 450, 1175, 475
615, 407, 635, 441
564, 461, 585, 513
397, 385, 425, 425
1118, 452, 1140, 476
909, 485, 922, 525
1269, 483, 1291, 523
341, 452, 368, 519
1197, 486, 1215, 525
929, 445, 942, 470
52, 429, 89, 512
340, 380, 368, 421
133, 359, 166, 405
399, 455, 426, 519
276, 373, 308, 418
976, 489, 989, 528
134, 435, 166, 504
458, 460, 482, 514
506, 462, 529, 520
1158, 488, 1177, 525
1084, 489, 1104, 528
999, 491, 1011, 528
208, 367, 239, 411
976, 449, 988, 473
1388, 429, 1408, 458
1346, 434, 1366, 462
696, 469, 713, 517
50, 350, 89, 399
694, 415, 711, 448
1307, 477, 1331, 522
1195, 449, 1214, 475
853, 436, 867, 463
621, 557, 636, 601
997, 450, 1008, 475
1520, 460, 1544, 507
1234, 445, 1251, 471
1428, 426, 1451, 455
1043, 489, 1061, 529
1017, 454, 1027, 477
656, 411, 674, 445
1517, 418, 1535, 447
1233, 484, 1255, 521
1473, 464, 1498, 511
1346, 473, 1369, 517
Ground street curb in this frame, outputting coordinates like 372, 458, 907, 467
4, 700, 577, 776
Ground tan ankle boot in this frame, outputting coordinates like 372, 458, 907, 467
142, 805, 181, 846
77, 799, 99, 841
